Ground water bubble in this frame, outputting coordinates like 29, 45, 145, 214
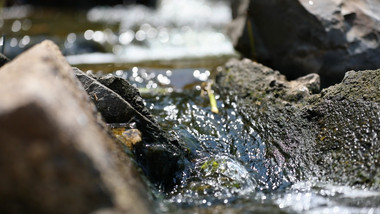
158, 30, 169, 43
11, 20, 22, 32
140, 23, 151, 32
193, 69, 200, 78
22, 19, 32, 31
115, 70, 124, 76
157, 74, 171, 85
67, 33, 77, 43
19, 35, 30, 48
93, 31, 105, 43
135, 30, 147, 41
10, 38, 18, 47
166, 70, 172, 76
84, 29, 94, 40
147, 27, 158, 39
119, 30, 135, 45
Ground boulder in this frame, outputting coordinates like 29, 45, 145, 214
0, 40, 153, 214
97, 75, 157, 125
74, 69, 190, 191
216, 58, 380, 189
73, 68, 160, 130
229, 0, 380, 87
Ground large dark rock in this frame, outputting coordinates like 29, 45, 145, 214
0, 40, 153, 214
74, 69, 189, 191
216, 58, 380, 189
229, 0, 380, 87
97, 75, 157, 124
0, 53, 10, 67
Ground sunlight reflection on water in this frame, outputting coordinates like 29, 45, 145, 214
67, 0, 235, 64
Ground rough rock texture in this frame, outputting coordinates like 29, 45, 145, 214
97, 75, 157, 124
74, 68, 160, 130
74, 69, 189, 191
229, 0, 380, 87
216, 58, 380, 189
308, 70, 380, 186
0, 41, 153, 214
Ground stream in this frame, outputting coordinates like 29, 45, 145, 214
1, 0, 380, 213
116, 66, 380, 214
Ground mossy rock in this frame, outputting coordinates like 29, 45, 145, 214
216, 59, 380, 189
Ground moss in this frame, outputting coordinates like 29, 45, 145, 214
201, 159, 222, 173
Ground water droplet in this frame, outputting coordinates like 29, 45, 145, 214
11, 20, 22, 32
166, 70, 172, 76
10, 38, 18, 47
84, 29, 94, 40
22, 19, 32, 31
135, 30, 147, 41
67, 33, 77, 43
119, 30, 135, 45
19, 35, 30, 48
115, 70, 123, 76
93, 31, 105, 43
157, 74, 171, 85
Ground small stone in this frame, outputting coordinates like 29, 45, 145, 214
122, 129, 142, 148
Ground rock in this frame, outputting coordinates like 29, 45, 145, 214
113, 128, 143, 149
74, 68, 190, 191
0, 53, 10, 67
216, 58, 380, 189
308, 69, 380, 187
0, 40, 153, 214
97, 75, 157, 124
229, 0, 380, 87
73, 68, 160, 131
221, 58, 320, 105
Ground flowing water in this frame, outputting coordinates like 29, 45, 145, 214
1, 0, 380, 213
115, 66, 380, 214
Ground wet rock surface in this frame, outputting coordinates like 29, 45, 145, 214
97, 75, 157, 124
309, 70, 380, 187
216, 58, 380, 189
74, 68, 190, 191
0, 41, 153, 214
229, 0, 380, 87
